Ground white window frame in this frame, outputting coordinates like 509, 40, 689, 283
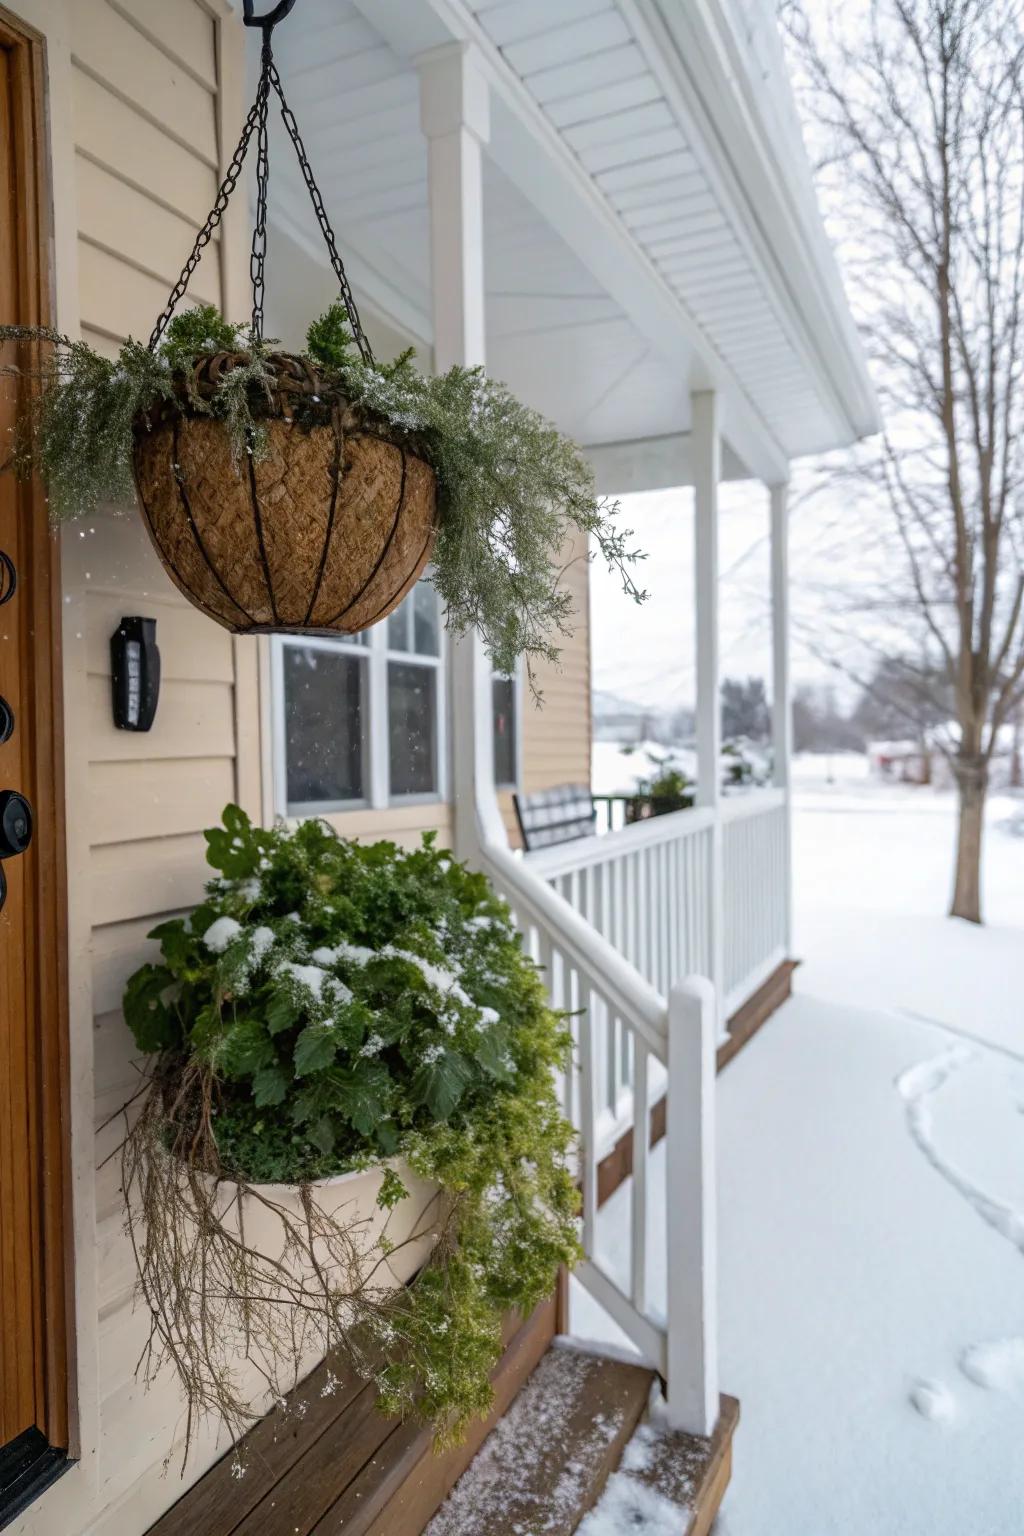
271, 583, 448, 818
492, 661, 523, 792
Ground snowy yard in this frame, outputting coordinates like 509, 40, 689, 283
575, 759, 1024, 1533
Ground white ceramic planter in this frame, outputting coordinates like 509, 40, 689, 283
225, 1157, 443, 1298
175, 1157, 446, 1415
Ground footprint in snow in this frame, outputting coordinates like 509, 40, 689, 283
895, 1046, 1024, 1254
960, 1338, 1024, 1393
909, 1378, 956, 1424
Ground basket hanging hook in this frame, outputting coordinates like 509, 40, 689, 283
242, 0, 298, 33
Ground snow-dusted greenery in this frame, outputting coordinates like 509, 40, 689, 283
120, 806, 579, 1453
0, 303, 646, 675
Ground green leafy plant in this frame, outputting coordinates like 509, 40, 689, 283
0, 302, 646, 677
628, 750, 695, 820
119, 805, 579, 1464
721, 739, 771, 788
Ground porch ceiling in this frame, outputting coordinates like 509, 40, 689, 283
259, 0, 878, 485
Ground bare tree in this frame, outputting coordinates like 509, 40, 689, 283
721, 676, 771, 743
782, 0, 1024, 922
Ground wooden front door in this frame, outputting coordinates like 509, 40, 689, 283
0, 7, 71, 1514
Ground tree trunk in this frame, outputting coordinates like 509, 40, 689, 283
950, 767, 987, 923
919, 739, 932, 785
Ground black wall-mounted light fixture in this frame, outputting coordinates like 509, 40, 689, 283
111, 617, 161, 732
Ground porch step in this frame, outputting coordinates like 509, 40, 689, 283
424, 1343, 654, 1536
426, 1345, 740, 1536
578, 1393, 740, 1536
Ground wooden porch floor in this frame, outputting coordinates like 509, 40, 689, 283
147, 1298, 558, 1536
145, 1298, 738, 1536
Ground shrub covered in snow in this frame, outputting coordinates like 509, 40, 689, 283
121, 805, 580, 1452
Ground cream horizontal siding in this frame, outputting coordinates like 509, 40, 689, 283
64, 3, 254, 1524
506, 533, 592, 846
73, 67, 219, 227
71, 0, 218, 165
322, 801, 455, 849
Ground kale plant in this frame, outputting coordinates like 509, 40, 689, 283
120, 806, 580, 1457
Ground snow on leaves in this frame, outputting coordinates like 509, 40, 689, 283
123, 804, 549, 1183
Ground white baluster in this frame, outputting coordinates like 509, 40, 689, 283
631, 1037, 649, 1314
578, 981, 599, 1258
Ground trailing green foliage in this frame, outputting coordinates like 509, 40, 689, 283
0, 301, 645, 674
122, 805, 580, 1445
305, 305, 647, 676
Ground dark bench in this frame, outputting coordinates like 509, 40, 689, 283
512, 783, 596, 851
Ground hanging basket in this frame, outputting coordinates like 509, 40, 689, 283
127, 0, 439, 638
132, 353, 436, 635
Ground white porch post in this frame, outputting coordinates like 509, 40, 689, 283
665, 975, 719, 1435
418, 44, 505, 863
692, 391, 725, 1032
770, 480, 793, 952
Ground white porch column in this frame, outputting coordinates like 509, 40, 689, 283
692, 391, 725, 1031
418, 44, 505, 863
770, 480, 793, 952
666, 975, 719, 1435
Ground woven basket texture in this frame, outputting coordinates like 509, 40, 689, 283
132, 367, 436, 635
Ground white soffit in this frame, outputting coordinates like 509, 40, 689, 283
263, 0, 875, 481
456, 0, 875, 457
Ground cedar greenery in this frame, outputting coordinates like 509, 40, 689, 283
0, 303, 646, 675
119, 806, 580, 1464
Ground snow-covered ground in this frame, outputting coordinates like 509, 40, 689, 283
575, 759, 1024, 1533
592, 739, 696, 796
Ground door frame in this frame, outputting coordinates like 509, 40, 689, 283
0, 3, 73, 1519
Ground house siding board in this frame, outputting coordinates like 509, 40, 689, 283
511, 534, 593, 848
72, 65, 220, 227
321, 803, 455, 848
53, 5, 255, 1524
70, 0, 218, 164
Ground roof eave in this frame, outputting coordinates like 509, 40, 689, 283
633, 0, 880, 447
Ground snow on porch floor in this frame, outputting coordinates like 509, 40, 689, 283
572, 992, 1024, 1534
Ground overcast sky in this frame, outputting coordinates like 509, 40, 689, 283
589, 483, 776, 711
588, 469, 876, 711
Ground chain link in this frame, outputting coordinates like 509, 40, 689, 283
147, 21, 373, 365
267, 61, 374, 364
148, 92, 262, 351
249, 43, 273, 343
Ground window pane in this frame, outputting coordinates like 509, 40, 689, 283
389, 662, 437, 796
284, 645, 365, 806
387, 603, 410, 652
493, 675, 517, 788
413, 579, 441, 656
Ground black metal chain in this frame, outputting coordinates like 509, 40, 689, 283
148, 8, 373, 364
249, 39, 273, 343
147, 94, 262, 351
267, 60, 373, 364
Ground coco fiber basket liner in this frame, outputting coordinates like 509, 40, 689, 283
132, 352, 437, 635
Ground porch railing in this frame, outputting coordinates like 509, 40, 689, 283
523, 807, 715, 1119
721, 788, 789, 1013
527, 788, 789, 1035
481, 838, 719, 1437
527, 808, 716, 1000
525, 786, 792, 1124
